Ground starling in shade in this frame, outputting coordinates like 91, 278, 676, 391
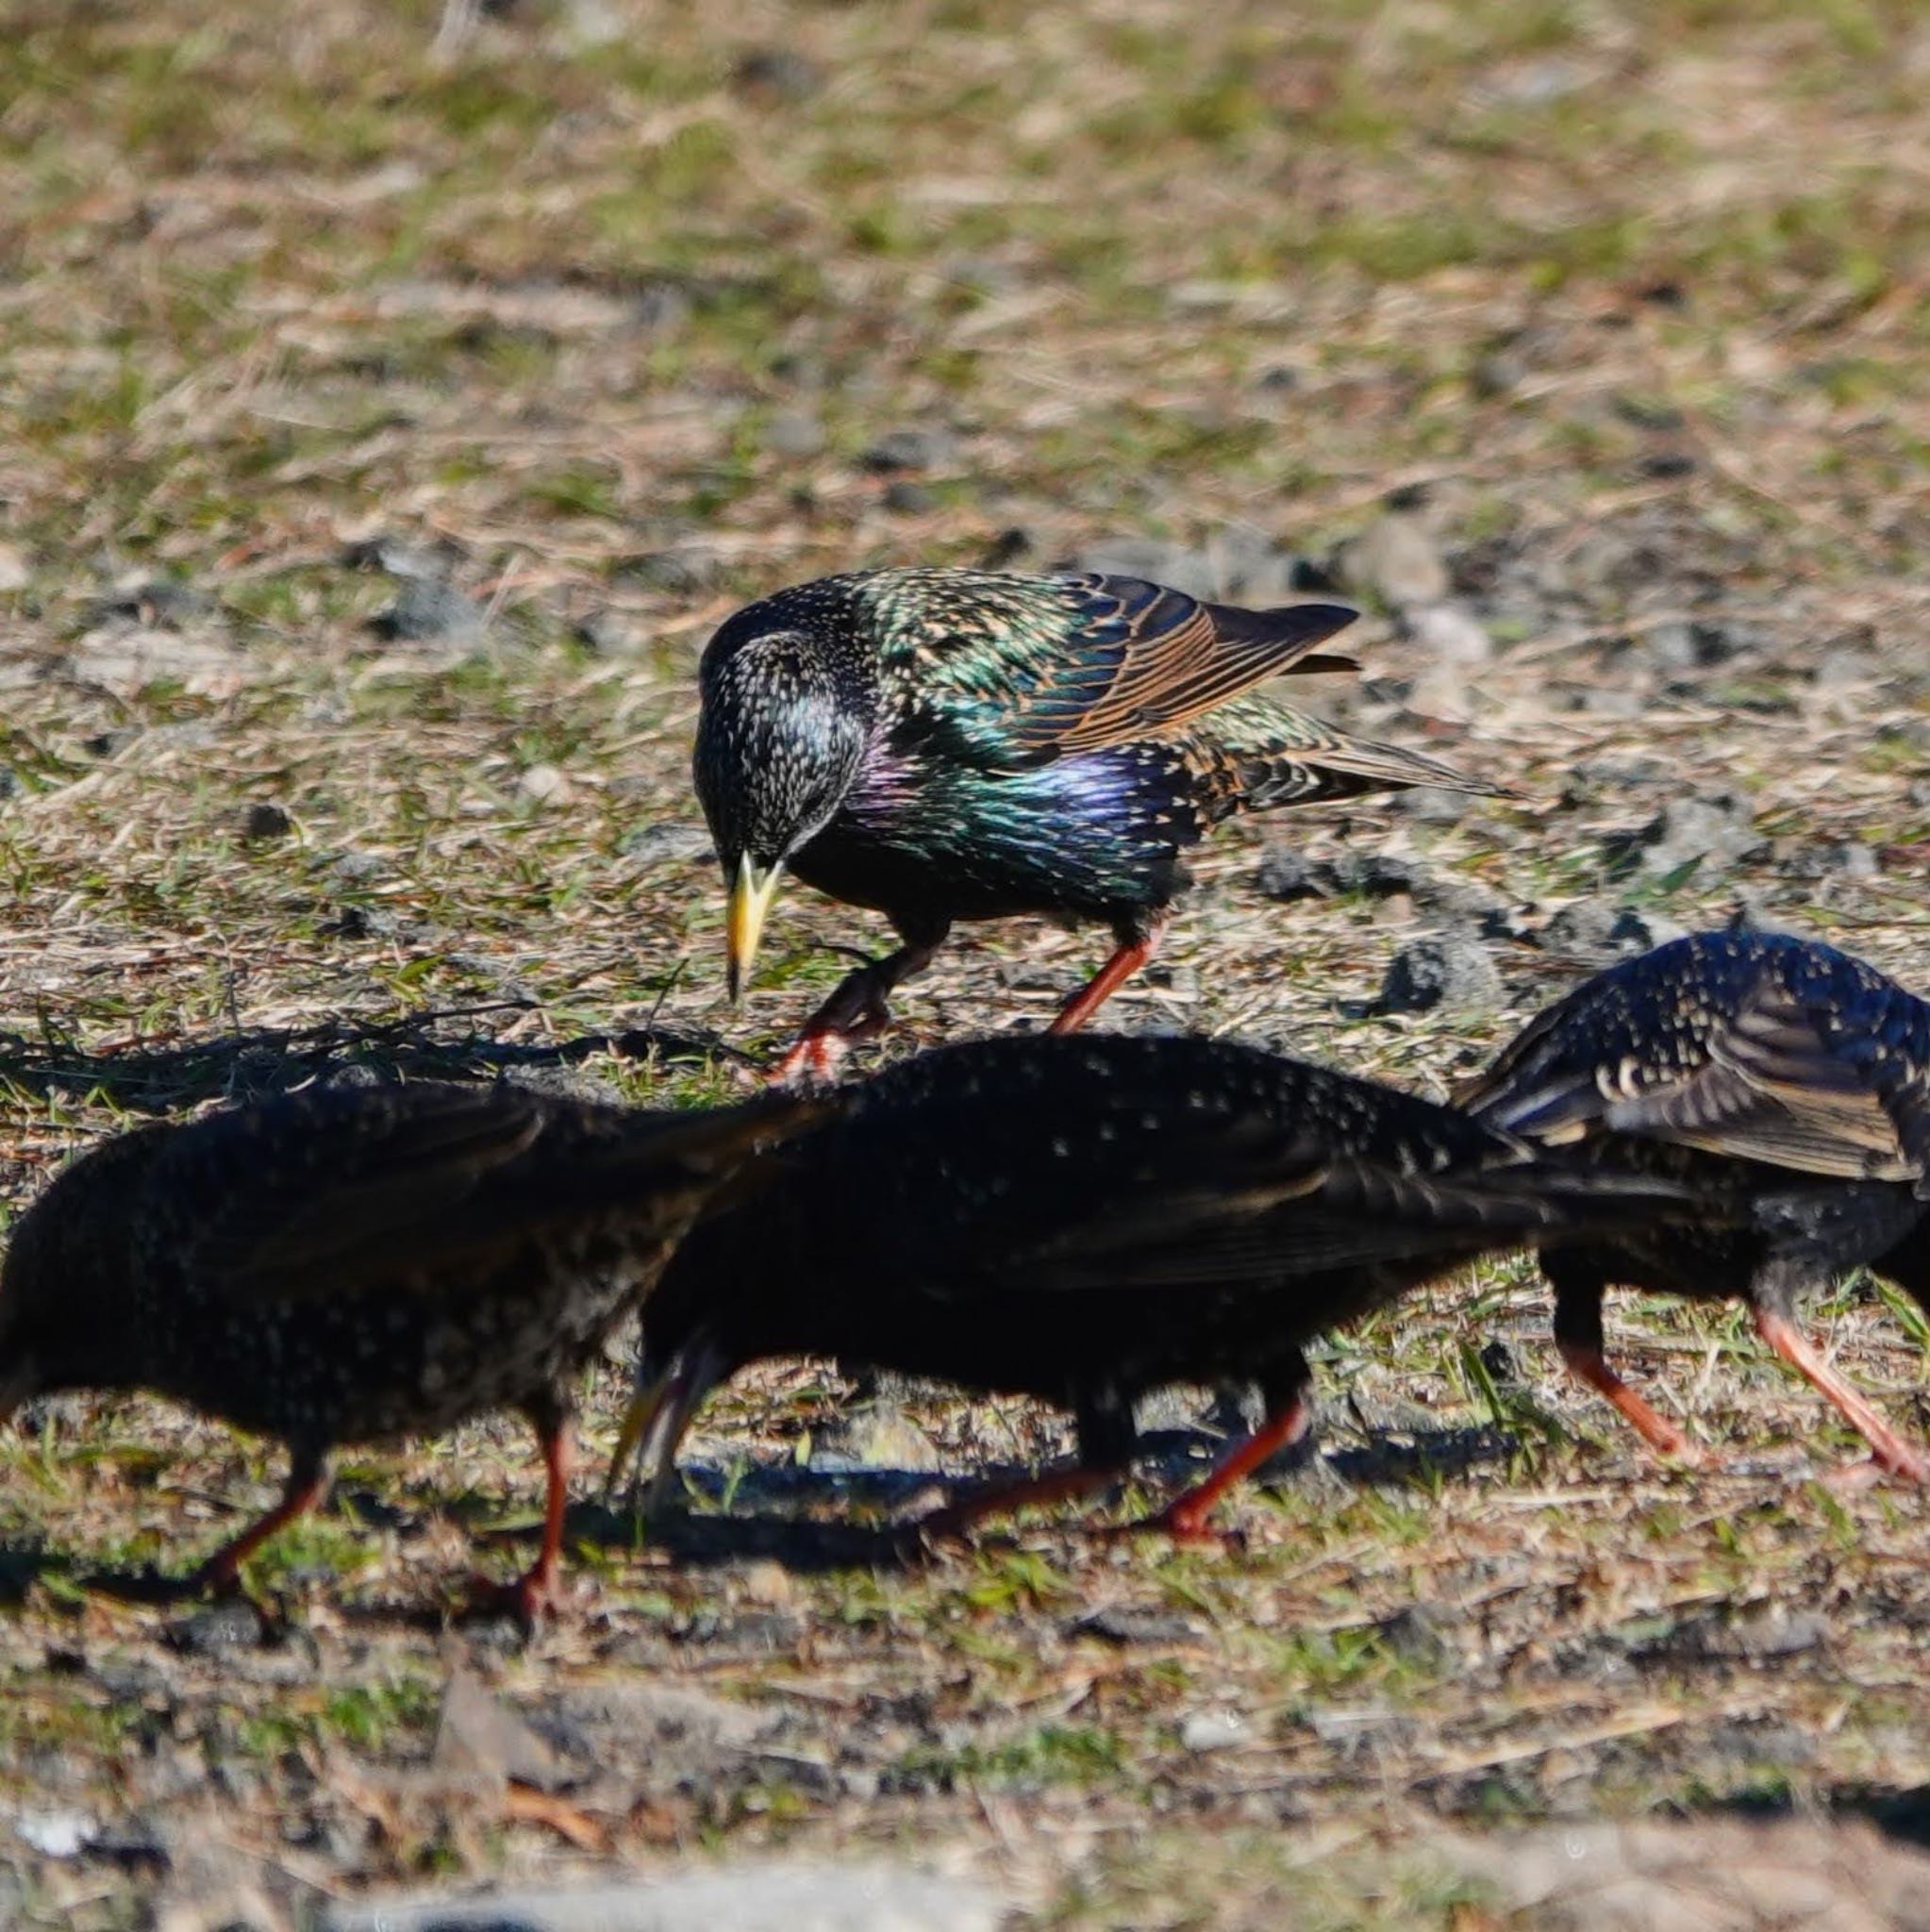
0, 1079, 825, 1620
605, 1033, 1702, 1539
1459, 930, 1930, 1480
692, 568, 1493, 1079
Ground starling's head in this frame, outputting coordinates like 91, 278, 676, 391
693, 612, 877, 1001
0, 1131, 160, 1420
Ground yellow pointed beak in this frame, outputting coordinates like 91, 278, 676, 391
725, 856, 784, 1005
603, 1371, 674, 1505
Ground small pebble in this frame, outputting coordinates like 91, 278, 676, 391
1179, 1708, 1249, 1754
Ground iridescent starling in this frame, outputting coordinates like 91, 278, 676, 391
1459, 930, 1930, 1479
606, 1034, 1700, 1538
693, 568, 1491, 1077
0, 1079, 824, 1617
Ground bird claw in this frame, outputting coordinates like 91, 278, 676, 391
456, 1568, 559, 1631
1101, 1505, 1231, 1546
768, 1030, 855, 1088
768, 1011, 891, 1088
1816, 1439, 1930, 1491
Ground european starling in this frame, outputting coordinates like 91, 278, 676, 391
1458, 930, 1930, 1479
693, 568, 1491, 1078
605, 1033, 1701, 1538
0, 1079, 825, 1618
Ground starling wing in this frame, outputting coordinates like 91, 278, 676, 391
867, 569, 1359, 768
174, 1084, 827, 1304
1463, 959, 1922, 1183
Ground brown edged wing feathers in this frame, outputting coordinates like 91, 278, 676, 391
1465, 974, 1920, 1182
998, 578, 1358, 759
1599, 981, 1917, 1180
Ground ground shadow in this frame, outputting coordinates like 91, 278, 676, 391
0, 1003, 750, 1115
570, 1498, 923, 1573
1696, 1786, 1930, 1860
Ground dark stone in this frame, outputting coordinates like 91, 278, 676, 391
1478, 1340, 1518, 1385
1644, 1605, 1831, 1664
82, 1817, 170, 1874
239, 802, 291, 842
1067, 1606, 1203, 1646
882, 479, 936, 514
573, 610, 639, 655
165, 1599, 268, 1657
321, 904, 398, 940
1469, 350, 1525, 397
616, 549, 723, 595
1373, 935, 1505, 1017
621, 822, 714, 866
978, 527, 1032, 569
731, 47, 825, 101
340, 535, 458, 581
367, 577, 484, 644
1256, 850, 1515, 932
1374, 1606, 1456, 1670
861, 427, 959, 473
1392, 784, 1477, 825
85, 578, 209, 629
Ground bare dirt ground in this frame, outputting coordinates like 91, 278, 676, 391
2, 2, 1929, 1925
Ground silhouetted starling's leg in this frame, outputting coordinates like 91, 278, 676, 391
188, 1448, 330, 1595
1050, 916, 1168, 1036
914, 1382, 1134, 1539
1549, 1256, 1706, 1465
774, 921, 950, 1085
464, 1408, 574, 1626
1754, 1305, 1930, 1484
1125, 1374, 1313, 1541
917, 1462, 1126, 1541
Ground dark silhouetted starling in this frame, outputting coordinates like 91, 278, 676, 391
0, 1079, 825, 1618
1460, 930, 1930, 1479
605, 1034, 1702, 1538
692, 568, 1492, 1078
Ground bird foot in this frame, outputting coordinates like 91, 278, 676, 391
768, 1030, 853, 1088
1816, 1436, 1930, 1491
768, 1015, 888, 1088
456, 1566, 560, 1631
1640, 1429, 1715, 1473
1100, 1503, 1232, 1545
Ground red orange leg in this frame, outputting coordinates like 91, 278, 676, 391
1754, 1307, 1930, 1484
1557, 1339, 1706, 1467
919, 1462, 1124, 1541
770, 933, 945, 1087
1051, 920, 1168, 1036
1122, 1394, 1311, 1541
189, 1452, 329, 1594
769, 1014, 882, 1087
463, 1416, 574, 1625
